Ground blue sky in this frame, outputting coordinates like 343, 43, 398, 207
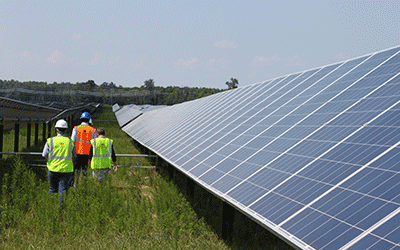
1, 0, 399, 89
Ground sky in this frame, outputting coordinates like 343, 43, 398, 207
0, 0, 399, 89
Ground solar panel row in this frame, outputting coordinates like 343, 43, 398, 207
121, 46, 400, 249
0, 97, 61, 120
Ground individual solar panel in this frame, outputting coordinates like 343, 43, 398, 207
140, 104, 167, 112
114, 104, 143, 127
122, 45, 400, 249
112, 103, 121, 112
114, 104, 169, 128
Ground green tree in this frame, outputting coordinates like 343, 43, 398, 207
143, 79, 155, 91
0, 78, 224, 106
100, 82, 109, 88
226, 78, 239, 89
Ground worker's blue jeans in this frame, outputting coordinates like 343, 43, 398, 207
48, 171, 73, 203
92, 169, 109, 182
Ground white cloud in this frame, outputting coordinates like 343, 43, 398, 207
19, 51, 40, 63
213, 39, 238, 49
130, 60, 144, 70
334, 52, 350, 61
207, 58, 229, 70
89, 52, 102, 65
129, 54, 148, 70
72, 34, 82, 41
253, 55, 305, 66
174, 57, 199, 72
254, 55, 282, 64
46, 50, 70, 64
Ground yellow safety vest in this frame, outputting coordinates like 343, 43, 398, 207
90, 137, 113, 170
47, 136, 74, 172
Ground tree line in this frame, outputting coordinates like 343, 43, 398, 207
0, 79, 238, 106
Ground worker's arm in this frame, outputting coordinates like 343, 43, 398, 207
70, 126, 77, 142
111, 145, 117, 172
42, 141, 49, 159
111, 145, 116, 163
88, 144, 93, 166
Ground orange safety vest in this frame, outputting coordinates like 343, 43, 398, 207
74, 125, 96, 155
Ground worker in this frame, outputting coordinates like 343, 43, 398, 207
71, 112, 97, 185
88, 127, 117, 182
42, 119, 74, 203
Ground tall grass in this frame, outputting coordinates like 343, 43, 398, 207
0, 105, 231, 249
0, 157, 231, 249
0, 123, 49, 191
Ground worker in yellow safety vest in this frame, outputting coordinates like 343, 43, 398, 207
88, 127, 117, 182
42, 119, 74, 203
71, 112, 97, 185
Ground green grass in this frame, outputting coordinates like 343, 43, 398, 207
0, 105, 231, 249
0, 158, 230, 249
1, 121, 48, 158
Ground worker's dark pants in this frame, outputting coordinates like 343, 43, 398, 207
48, 171, 73, 203
72, 154, 90, 186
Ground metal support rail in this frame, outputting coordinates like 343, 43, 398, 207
0, 117, 50, 122
0, 152, 157, 157
1, 152, 159, 169
1, 152, 42, 155
116, 154, 157, 158
28, 164, 157, 169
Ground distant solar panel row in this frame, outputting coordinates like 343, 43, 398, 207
121, 46, 400, 249
114, 104, 168, 128
114, 104, 142, 128
112, 103, 121, 112
0, 97, 61, 120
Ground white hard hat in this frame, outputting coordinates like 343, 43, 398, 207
89, 118, 93, 125
55, 119, 68, 129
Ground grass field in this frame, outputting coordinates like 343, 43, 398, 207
0, 105, 294, 250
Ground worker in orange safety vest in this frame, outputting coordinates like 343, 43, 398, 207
70, 112, 97, 186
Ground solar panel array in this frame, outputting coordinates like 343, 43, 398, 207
121, 46, 400, 249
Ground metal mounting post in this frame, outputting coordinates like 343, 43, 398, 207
42, 122, 46, 142
14, 119, 20, 152
0, 117, 3, 159
35, 119, 39, 145
27, 118, 31, 148
47, 120, 52, 138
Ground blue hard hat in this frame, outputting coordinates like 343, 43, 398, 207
80, 112, 91, 120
